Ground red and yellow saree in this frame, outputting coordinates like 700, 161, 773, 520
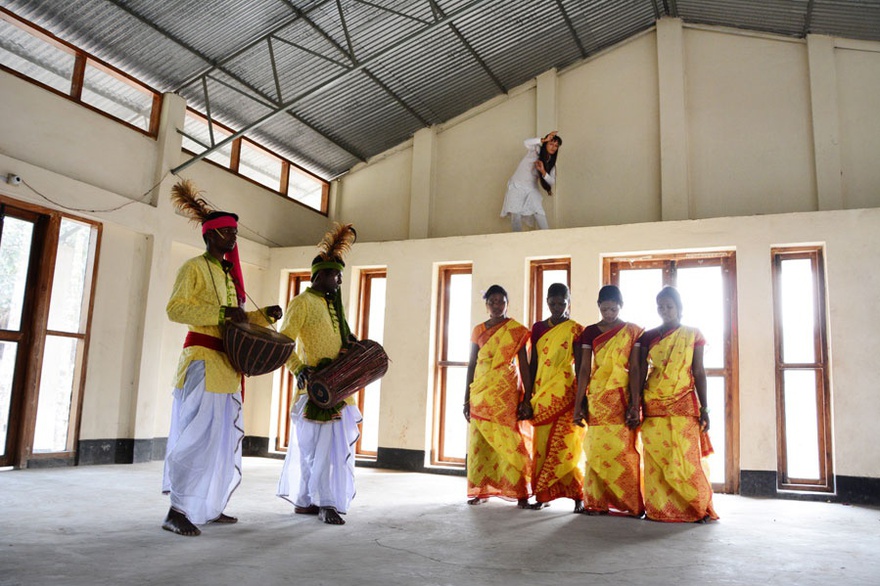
529, 319, 585, 503
467, 318, 533, 500
582, 322, 644, 516
641, 325, 718, 522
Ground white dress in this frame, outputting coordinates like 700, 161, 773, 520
500, 138, 556, 218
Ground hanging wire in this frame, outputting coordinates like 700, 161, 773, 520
18, 173, 290, 248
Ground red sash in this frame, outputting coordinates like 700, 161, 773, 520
182, 331, 245, 401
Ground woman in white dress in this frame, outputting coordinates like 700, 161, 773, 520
500, 131, 562, 231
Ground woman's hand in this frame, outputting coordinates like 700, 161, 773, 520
699, 408, 710, 432
625, 403, 641, 430
266, 305, 283, 321
535, 160, 546, 176
541, 131, 558, 143
517, 400, 533, 421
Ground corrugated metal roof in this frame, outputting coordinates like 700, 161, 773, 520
3, 0, 879, 180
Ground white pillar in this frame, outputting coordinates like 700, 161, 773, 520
409, 127, 435, 239
807, 34, 844, 211
656, 17, 690, 221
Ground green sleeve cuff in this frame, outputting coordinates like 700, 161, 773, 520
218, 306, 226, 324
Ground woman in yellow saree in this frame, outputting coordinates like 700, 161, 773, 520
635, 286, 718, 522
520, 283, 585, 511
464, 285, 533, 506
574, 285, 644, 516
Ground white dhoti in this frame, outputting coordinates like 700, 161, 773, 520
162, 360, 243, 525
277, 395, 362, 514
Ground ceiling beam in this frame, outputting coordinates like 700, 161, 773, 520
173, 0, 496, 175
553, 0, 587, 59
427, 0, 506, 94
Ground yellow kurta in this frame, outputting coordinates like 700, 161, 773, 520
167, 253, 273, 394
582, 322, 644, 516
642, 325, 718, 522
280, 288, 356, 407
529, 319, 585, 503
467, 319, 533, 500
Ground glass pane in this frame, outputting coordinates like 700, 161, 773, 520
0, 216, 35, 331
182, 113, 232, 167
677, 266, 725, 369
0, 341, 18, 458
442, 366, 468, 460
0, 20, 75, 93
359, 277, 386, 454
783, 369, 821, 480
705, 375, 726, 485
239, 140, 282, 190
289, 169, 325, 211
780, 259, 816, 364
47, 219, 94, 333
446, 273, 473, 363
81, 61, 154, 131
539, 268, 568, 321
33, 336, 82, 453
360, 379, 381, 453
617, 268, 663, 330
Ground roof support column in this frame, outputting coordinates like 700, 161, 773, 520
409, 126, 436, 239
536, 68, 559, 227
807, 34, 843, 211
656, 17, 690, 221
131, 92, 186, 457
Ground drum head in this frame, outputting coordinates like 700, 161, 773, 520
227, 321, 294, 344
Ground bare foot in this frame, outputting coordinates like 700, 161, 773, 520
318, 507, 345, 525
516, 498, 530, 509
162, 508, 200, 536
573, 500, 585, 514
527, 501, 550, 510
294, 505, 320, 515
467, 497, 488, 505
214, 513, 238, 524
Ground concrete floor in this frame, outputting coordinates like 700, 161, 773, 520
1, 458, 878, 586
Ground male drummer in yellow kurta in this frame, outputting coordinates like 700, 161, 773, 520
163, 208, 281, 537
277, 223, 361, 526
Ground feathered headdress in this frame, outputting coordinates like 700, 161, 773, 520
170, 179, 214, 224
170, 179, 246, 306
316, 222, 357, 263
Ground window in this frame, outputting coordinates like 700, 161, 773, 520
275, 271, 311, 452
432, 265, 472, 465
0, 11, 160, 135
772, 247, 833, 492
605, 252, 739, 494
354, 269, 387, 457
0, 197, 100, 467
180, 109, 330, 214
529, 258, 570, 324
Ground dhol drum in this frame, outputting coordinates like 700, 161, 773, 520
223, 321, 295, 377
307, 339, 389, 409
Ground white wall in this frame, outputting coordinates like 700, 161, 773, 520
267, 208, 880, 479
333, 22, 880, 238
2, 18, 879, 487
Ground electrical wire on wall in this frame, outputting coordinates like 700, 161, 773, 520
12, 172, 287, 247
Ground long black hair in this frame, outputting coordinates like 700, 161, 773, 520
538, 135, 562, 194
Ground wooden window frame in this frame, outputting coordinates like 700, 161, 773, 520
529, 258, 571, 325
1, 8, 161, 137
771, 247, 833, 492
275, 271, 311, 452
0, 195, 101, 468
180, 108, 330, 215
604, 251, 740, 494
432, 264, 472, 466
353, 268, 387, 458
